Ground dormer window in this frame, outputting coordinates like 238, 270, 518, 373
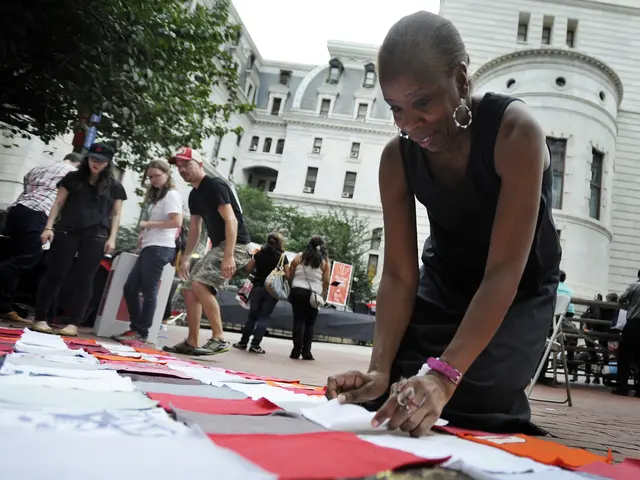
327, 58, 343, 84
363, 63, 376, 88
279, 70, 292, 87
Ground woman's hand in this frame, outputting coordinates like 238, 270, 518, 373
104, 237, 116, 254
326, 370, 390, 404
41, 229, 54, 245
372, 373, 457, 437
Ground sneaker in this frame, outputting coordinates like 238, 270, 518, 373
163, 340, 214, 356
248, 345, 266, 354
0, 311, 31, 324
233, 342, 248, 351
113, 330, 147, 343
200, 338, 230, 355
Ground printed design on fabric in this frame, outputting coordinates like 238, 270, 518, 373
0, 407, 188, 437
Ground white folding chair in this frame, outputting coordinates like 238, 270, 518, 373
527, 294, 573, 406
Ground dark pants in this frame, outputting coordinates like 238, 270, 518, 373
240, 286, 278, 346
289, 287, 319, 355
0, 204, 47, 313
616, 320, 640, 392
123, 246, 174, 338
36, 227, 107, 325
364, 284, 556, 434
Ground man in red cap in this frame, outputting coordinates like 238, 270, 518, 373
164, 147, 251, 355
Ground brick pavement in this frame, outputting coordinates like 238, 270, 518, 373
163, 325, 640, 462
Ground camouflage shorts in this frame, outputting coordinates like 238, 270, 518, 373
183, 242, 251, 293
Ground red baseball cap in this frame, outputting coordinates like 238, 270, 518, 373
169, 146, 203, 165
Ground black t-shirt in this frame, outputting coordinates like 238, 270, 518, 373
56, 171, 127, 233
188, 175, 250, 248
252, 247, 288, 287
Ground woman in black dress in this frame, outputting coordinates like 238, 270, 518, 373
326, 11, 561, 436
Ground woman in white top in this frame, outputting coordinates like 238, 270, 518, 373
288, 236, 330, 360
116, 160, 183, 342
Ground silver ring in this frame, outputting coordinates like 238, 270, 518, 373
396, 394, 409, 407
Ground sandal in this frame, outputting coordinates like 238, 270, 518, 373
248, 345, 266, 354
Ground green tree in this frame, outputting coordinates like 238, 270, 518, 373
236, 186, 375, 304
1, 0, 252, 171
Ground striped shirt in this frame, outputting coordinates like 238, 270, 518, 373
13, 162, 77, 216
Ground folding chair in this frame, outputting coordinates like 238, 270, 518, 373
527, 294, 573, 406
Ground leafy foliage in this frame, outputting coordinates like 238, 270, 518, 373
236, 186, 376, 304
115, 226, 140, 255
1, 0, 252, 171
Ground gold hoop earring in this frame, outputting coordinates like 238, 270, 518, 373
452, 98, 473, 129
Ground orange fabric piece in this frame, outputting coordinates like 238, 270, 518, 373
61, 337, 96, 345
454, 431, 611, 469
265, 381, 326, 396
92, 353, 150, 363
134, 346, 165, 355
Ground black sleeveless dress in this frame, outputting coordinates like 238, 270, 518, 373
371, 93, 562, 434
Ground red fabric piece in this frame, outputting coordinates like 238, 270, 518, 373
577, 458, 640, 479
102, 362, 191, 378
67, 344, 110, 354
226, 370, 300, 384
149, 394, 281, 415
0, 328, 24, 337
208, 432, 447, 479
0, 343, 14, 353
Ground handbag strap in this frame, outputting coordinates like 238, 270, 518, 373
277, 252, 285, 270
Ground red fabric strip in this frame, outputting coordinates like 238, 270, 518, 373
577, 458, 640, 480
208, 431, 447, 479
0, 328, 24, 337
149, 394, 281, 415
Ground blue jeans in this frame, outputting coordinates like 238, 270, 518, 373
240, 286, 278, 346
123, 246, 175, 338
